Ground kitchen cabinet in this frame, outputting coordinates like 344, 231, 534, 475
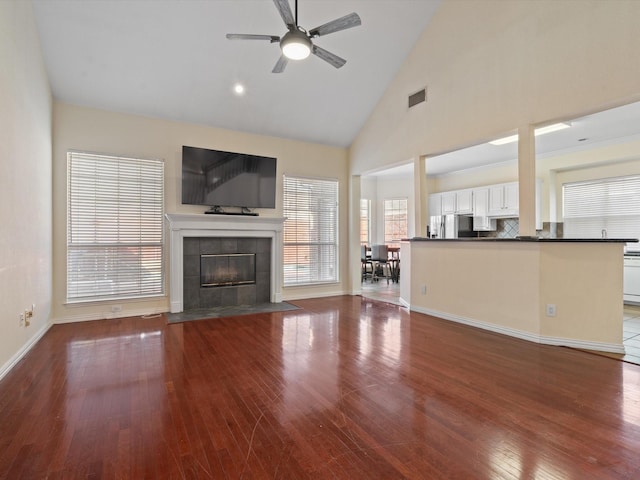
488, 182, 519, 217
441, 192, 457, 214
624, 255, 640, 304
472, 187, 496, 231
455, 189, 473, 215
432, 179, 542, 230
428, 193, 442, 216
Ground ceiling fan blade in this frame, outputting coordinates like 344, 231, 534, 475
226, 34, 280, 43
309, 12, 361, 38
273, 0, 295, 28
312, 45, 346, 69
272, 55, 288, 73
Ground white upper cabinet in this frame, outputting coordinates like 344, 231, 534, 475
473, 187, 489, 216
439, 190, 472, 215
504, 183, 519, 214
441, 192, 456, 214
488, 182, 519, 217
455, 189, 473, 215
432, 179, 541, 230
472, 187, 497, 231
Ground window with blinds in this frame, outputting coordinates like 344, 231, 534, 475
384, 198, 408, 247
360, 199, 370, 246
67, 152, 165, 302
283, 175, 338, 286
563, 174, 640, 250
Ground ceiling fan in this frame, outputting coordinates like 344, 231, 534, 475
226, 0, 361, 73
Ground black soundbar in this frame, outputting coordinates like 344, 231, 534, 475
204, 210, 258, 216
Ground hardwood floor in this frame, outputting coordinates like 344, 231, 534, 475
1, 296, 640, 479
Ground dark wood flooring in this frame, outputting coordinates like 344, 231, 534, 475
1, 295, 640, 479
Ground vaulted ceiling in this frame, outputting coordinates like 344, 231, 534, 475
32, 0, 442, 148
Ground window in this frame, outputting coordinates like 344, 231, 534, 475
360, 198, 370, 245
67, 152, 164, 302
384, 198, 408, 247
283, 175, 338, 286
563, 174, 640, 250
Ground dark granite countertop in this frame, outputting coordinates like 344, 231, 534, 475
408, 237, 637, 243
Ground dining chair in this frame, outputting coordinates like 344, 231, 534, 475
371, 244, 390, 284
361, 245, 373, 282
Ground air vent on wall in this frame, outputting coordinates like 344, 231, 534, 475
408, 88, 426, 108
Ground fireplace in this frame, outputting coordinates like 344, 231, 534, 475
201, 253, 256, 287
183, 237, 269, 310
165, 214, 285, 313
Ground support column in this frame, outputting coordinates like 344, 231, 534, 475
518, 125, 537, 237
413, 156, 428, 237
350, 175, 363, 295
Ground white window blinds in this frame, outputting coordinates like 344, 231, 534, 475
67, 152, 165, 302
563, 174, 640, 250
283, 176, 339, 286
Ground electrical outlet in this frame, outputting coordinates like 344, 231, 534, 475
19, 312, 25, 326
111, 305, 122, 313
546, 304, 557, 317
421, 285, 427, 295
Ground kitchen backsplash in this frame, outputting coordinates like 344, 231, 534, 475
478, 219, 564, 239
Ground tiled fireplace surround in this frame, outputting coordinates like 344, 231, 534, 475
165, 214, 285, 313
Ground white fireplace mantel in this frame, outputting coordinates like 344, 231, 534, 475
165, 213, 286, 313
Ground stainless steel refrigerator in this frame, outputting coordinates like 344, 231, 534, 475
429, 215, 473, 239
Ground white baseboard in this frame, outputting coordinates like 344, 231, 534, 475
410, 305, 625, 354
0, 322, 52, 382
283, 289, 349, 301
52, 306, 168, 324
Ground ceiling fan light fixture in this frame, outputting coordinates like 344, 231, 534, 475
281, 30, 311, 60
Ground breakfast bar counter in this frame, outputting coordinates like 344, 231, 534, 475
399, 237, 635, 353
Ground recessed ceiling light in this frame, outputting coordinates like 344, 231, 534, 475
233, 83, 245, 95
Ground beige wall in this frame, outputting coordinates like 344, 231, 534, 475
429, 161, 518, 194
52, 102, 349, 322
407, 241, 624, 350
0, 1, 52, 376
350, 0, 640, 176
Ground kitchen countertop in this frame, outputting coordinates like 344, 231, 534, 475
409, 237, 637, 243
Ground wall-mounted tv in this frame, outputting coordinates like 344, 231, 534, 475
181, 145, 277, 210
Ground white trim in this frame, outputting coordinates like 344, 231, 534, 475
52, 306, 168, 324
410, 305, 626, 354
165, 214, 286, 313
0, 322, 52, 382
284, 289, 349, 301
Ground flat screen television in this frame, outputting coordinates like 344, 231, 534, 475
181, 145, 277, 210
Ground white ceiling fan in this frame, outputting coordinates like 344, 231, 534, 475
226, 0, 362, 73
